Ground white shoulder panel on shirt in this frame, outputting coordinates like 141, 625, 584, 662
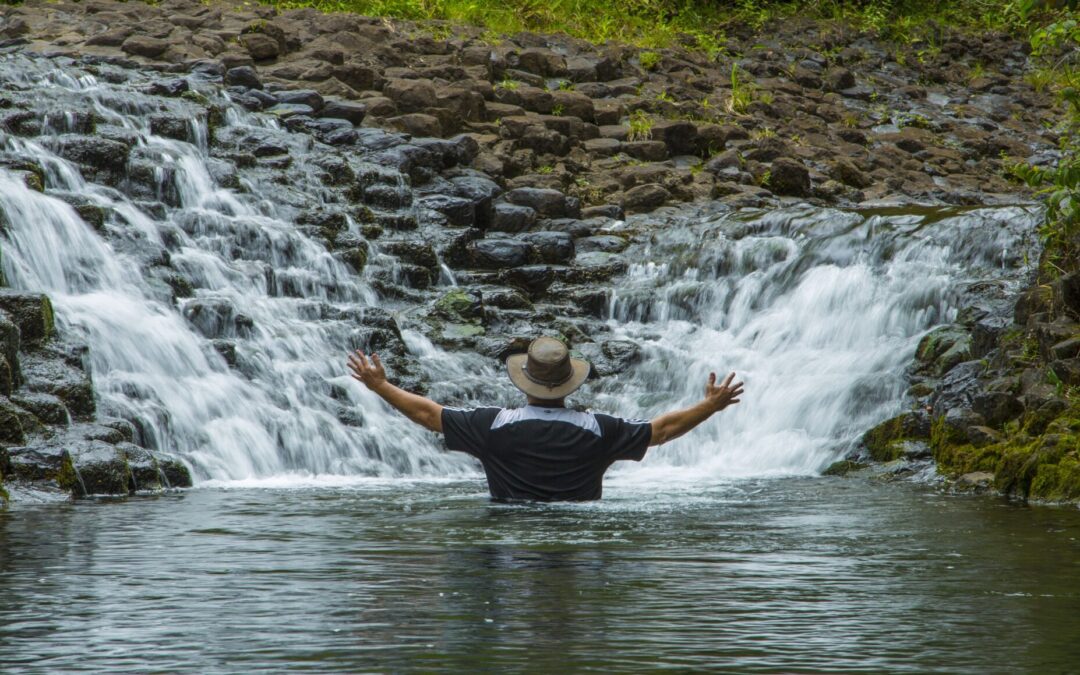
490, 405, 602, 437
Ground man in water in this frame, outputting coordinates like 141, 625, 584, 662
347, 336, 743, 501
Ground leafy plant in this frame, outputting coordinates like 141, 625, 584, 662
551, 103, 565, 116
627, 109, 654, 141
639, 50, 662, 71
726, 63, 753, 114
497, 77, 520, 91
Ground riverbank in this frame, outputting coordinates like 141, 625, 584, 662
0, 0, 1074, 504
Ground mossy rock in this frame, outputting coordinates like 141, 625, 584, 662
0, 290, 55, 347
1029, 453, 1080, 502
822, 460, 867, 476
0, 467, 8, 506
434, 289, 483, 322
915, 325, 972, 376
863, 411, 930, 462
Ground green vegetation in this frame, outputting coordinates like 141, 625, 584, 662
626, 109, 653, 141
261, 0, 1040, 50
638, 50, 662, 71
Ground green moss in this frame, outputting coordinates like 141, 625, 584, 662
0, 468, 8, 506
822, 460, 867, 476
1030, 454, 1080, 502
56, 452, 81, 496
863, 412, 928, 462
41, 295, 55, 341
434, 289, 475, 317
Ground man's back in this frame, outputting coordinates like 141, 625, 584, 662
442, 405, 652, 501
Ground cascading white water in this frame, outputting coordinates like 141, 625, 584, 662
0, 54, 1041, 486
594, 206, 1038, 481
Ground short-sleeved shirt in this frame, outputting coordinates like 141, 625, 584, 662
441, 404, 652, 501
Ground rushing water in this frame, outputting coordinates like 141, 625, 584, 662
2, 480, 1079, 673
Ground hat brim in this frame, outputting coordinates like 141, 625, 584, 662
506, 353, 591, 400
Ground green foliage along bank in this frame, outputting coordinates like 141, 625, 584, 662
260, 0, 1034, 49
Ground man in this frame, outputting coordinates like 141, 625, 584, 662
347, 336, 744, 501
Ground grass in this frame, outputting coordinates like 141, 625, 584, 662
626, 109, 653, 141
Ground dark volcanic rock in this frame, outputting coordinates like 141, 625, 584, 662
467, 238, 533, 269
504, 188, 579, 219
225, 66, 263, 90
0, 291, 54, 347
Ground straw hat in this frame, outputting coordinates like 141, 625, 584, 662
506, 336, 590, 400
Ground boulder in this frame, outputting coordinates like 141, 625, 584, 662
767, 158, 811, 197
504, 187, 579, 219
121, 36, 169, 59
54, 136, 130, 174
241, 33, 279, 61
225, 66, 263, 90
466, 239, 533, 269
383, 78, 438, 113
650, 120, 699, 156
275, 89, 324, 110
516, 48, 567, 77
916, 325, 972, 376
520, 231, 574, 264
862, 410, 931, 462
0, 291, 54, 347
622, 183, 670, 212
491, 202, 537, 232
319, 99, 366, 125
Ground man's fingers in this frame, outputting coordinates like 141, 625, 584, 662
371, 353, 383, 369
727, 398, 741, 405
708, 372, 716, 387
722, 372, 735, 388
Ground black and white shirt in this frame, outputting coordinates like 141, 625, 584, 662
442, 405, 652, 501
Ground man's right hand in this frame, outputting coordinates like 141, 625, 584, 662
347, 350, 388, 392
704, 372, 743, 412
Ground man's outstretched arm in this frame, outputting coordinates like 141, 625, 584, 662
649, 372, 743, 446
347, 350, 443, 433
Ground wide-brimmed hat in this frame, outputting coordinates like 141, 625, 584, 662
506, 336, 590, 400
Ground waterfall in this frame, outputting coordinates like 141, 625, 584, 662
0, 54, 1041, 486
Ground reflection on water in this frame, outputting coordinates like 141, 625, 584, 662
1, 479, 1079, 673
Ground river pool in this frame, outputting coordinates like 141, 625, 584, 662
2, 477, 1078, 673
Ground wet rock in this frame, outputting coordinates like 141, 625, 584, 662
20, 351, 95, 420
0, 312, 20, 383
418, 194, 474, 227
550, 90, 594, 122
504, 187, 579, 219
0, 397, 31, 445
576, 235, 629, 253
622, 183, 670, 213
491, 202, 537, 232
450, 174, 501, 229
520, 231, 574, 264
622, 141, 668, 162
433, 288, 484, 322
224, 66, 263, 90
275, 89, 324, 111
9, 392, 68, 426
971, 391, 1024, 428
498, 265, 555, 296
823, 460, 868, 476
121, 36, 169, 59
916, 325, 972, 376
954, 471, 995, 491
467, 238, 533, 269
149, 114, 191, 142
148, 78, 190, 97
319, 99, 366, 124
0, 291, 54, 347
54, 136, 130, 174
862, 410, 931, 462
767, 158, 811, 197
